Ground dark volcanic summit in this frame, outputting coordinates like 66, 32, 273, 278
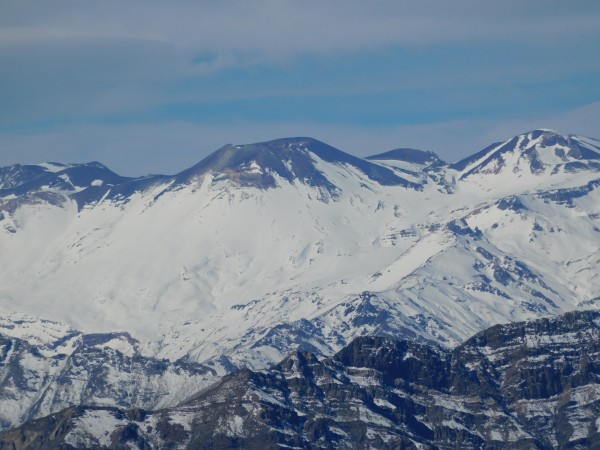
366, 147, 444, 166
175, 137, 419, 189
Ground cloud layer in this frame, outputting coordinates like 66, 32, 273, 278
1, 1, 599, 172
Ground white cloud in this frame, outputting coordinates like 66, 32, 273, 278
3, 1, 599, 61
0, 0, 597, 170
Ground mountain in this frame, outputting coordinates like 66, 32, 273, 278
367, 147, 443, 166
175, 137, 419, 190
0, 162, 132, 197
1, 310, 598, 449
0, 311, 215, 432
1, 129, 600, 434
1, 138, 419, 209
366, 147, 446, 190
450, 129, 600, 180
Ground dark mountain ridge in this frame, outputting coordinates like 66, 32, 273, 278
3, 130, 599, 209
0, 162, 130, 196
175, 137, 419, 190
450, 129, 600, 178
1, 310, 598, 449
0, 137, 427, 211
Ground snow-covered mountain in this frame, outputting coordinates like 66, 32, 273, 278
0, 311, 214, 431
1, 129, 600, 430
2, 310, 599, 449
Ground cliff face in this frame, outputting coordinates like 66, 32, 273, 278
1, 310, 599, 449
0, 329, 215, 432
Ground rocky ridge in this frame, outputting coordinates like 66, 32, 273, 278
1, 310, 598, 449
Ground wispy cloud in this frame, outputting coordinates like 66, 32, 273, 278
3, 1, 599, 55
1, 1, 598, 171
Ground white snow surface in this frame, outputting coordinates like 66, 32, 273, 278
1, 130, 600, 372
37, 162, 72, 173
64, 409, 128, 448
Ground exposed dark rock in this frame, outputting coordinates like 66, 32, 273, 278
1, 311, 598, 449
366, 148, 444, 166
175, 137, 420, 191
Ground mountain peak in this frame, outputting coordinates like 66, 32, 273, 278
175, 137, 418, 190
0, 160, 131, 200
175, 137, 334, 190
366, 148, 444, 166
450, 128, 600, 178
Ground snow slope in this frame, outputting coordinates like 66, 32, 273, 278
1, 129, 599, 375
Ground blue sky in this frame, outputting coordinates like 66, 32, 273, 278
1, 0, 599, 175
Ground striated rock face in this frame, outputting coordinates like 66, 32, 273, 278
1, 310, 598, 449
0, 322, 216, 432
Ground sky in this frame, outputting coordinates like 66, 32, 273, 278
1, 0, 599, 176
